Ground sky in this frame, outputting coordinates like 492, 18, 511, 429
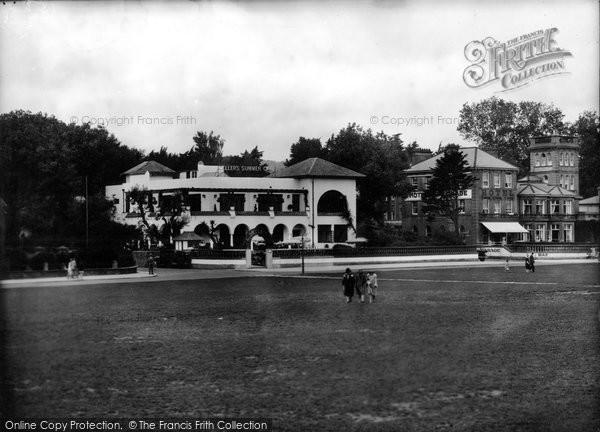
1, 0, 598, 161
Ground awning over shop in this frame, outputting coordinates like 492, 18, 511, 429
481, 222, 528, 234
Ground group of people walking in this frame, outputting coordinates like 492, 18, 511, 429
342, 268, 378, 303
525, 253, 535, 273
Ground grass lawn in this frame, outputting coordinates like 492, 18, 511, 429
1, 263, 599, 431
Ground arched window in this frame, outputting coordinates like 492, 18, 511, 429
317, 190, 347, 215
541, 153, 546, 166
413, 226, 418, 235
425, 226, 432, 237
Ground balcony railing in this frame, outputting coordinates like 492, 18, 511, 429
190, 249, 246, 260
519, 213, 576, 221
479, 212, 519, 219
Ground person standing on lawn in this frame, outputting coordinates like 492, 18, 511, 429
147, 255, 156, 275
528, 253, 535, 273
356, 270, 367, 303
342, 268, 355, 303
67, 257, 77, 279
367, 271, 378, 302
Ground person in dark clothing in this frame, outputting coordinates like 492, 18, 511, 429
356, 270, 367, 303
342, 268, 355, 303
528, 253, 535, 273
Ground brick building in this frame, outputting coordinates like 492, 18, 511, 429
400, 134, 584, 245
402, 147, 522, 245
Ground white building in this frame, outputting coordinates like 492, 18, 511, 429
105, 158, 364, 249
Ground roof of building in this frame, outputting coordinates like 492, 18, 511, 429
405, 147, 518, 173
517, 174, 543, 183
122, 161, 177, 177
579, 195, 599, 205
517, 183, 579, 198
270, 157, 365, 179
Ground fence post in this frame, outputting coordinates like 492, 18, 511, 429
245, 249, 252, 269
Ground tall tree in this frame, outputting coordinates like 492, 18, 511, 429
285, 137, 325, 167
127, 186, 190, 247
569, 110, 600, 198
0, 110, 143, 246
421, 146, 476, 240
190, 130, 225, 165
325, 123, 411, 223
457, 97, 567, 174
145, 146, 187, 172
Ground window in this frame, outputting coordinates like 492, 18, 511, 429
482, 171, 489, 188
534, 153, 540, 167
425, 226, 432, 237
505, 200, 513, 214
523, 199, 532, 215
411, 202, 418, 215
482, 198, 489, 214
541, 153, 546, 166
425, 176, 431, 189
524, 223, 533, 242
560, 175, 565, 189
535, 199, 545, 215
569, 153, 574, 166
493, 200, 501, 214
559, 152, 564, 166
504, 172, 512, 188
535, 224, 546, 242
563, 200, 572, 214
413, 226, 418, 235
547, 153, 552, 166
551, 200, 560, 214
550, 224, 560, 242
458, 200, 466, 214
411, 177, 418, 187
543, 175, 548, 184
569, 175, 575, 190
333, 225, 348, 242
564, 224, 573, 242
493, 172, 500, 188
318, 225, 333, 243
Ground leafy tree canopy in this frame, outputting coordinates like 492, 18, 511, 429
285, 137, 326, 167
457, 97, 567, 175
0, 110, 143, 246
190, 130, 225, 166
569, 110, 599, 198
324, 123, 411, 223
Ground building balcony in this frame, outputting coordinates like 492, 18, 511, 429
519, 213, 577, 222
479, 212, 520, 221
188, 210, 309, 217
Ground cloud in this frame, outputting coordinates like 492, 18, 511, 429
1, 0, 598, 160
